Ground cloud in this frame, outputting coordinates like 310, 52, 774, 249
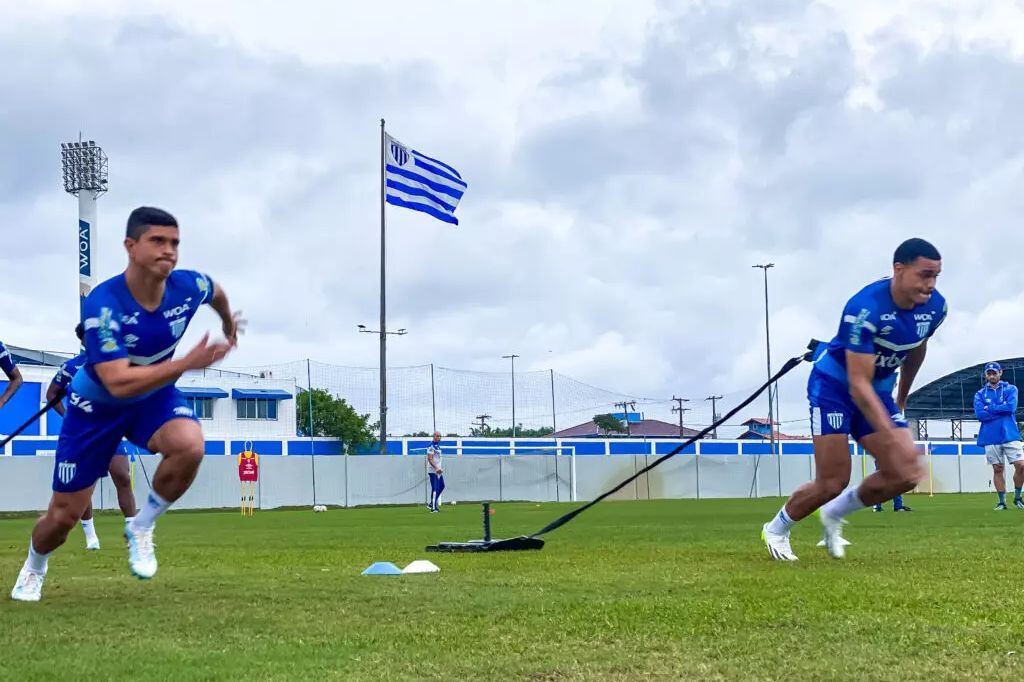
3, 1, 1024, 436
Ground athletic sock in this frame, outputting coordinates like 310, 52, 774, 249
81, 518, 99, 544
765, 506, 796, 535
132, 491, 171, 530
821, 487, 866, 519
25, 541, 50, 574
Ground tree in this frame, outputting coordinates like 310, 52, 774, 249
593, 413, 626, 436
469, 425, 554, 437
296, 388, 378, 451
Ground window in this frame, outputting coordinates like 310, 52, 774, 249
237, 398, 278, 421
185, 397, 214, 420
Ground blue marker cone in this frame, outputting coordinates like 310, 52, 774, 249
361, 561, 402, 576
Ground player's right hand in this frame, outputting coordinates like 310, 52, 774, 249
183, 332, 233, 370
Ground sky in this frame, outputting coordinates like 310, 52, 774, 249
2, 0, 1024, 435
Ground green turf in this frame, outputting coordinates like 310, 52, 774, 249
2, 495, 1024, 681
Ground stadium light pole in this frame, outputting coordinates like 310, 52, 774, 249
752, 263, 777, 457
502, 354, 520, 438
359, 324, 407, 454
61, 138, 108, 319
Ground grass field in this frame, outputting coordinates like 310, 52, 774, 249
2, 494, 1024, 681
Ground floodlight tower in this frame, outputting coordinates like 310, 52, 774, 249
61, 139, 108, 318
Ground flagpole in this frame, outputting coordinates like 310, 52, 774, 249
379, 118, 388, 456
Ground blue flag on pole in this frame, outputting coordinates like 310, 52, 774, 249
385, 134, 467, 225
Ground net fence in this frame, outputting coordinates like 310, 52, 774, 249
223, 359, 804, 440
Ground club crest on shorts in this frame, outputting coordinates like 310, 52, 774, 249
827, 412, 844, 430
57, 462, 77, 485
916, 321, 930, 338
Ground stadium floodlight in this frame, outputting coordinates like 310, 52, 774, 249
61, 137, 108, 318
753, 262, 781, 495
358, 323, 408, 453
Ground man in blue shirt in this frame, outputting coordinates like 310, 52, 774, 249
46, 322, 138, 549
0, 340, 25, 409
762, 238, 946, 561
973, 361, 1023, 510
12, 206, 243, 602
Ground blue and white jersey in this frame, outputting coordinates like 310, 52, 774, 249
0, 340, 15, 376
72, 270, 215, 404
813, 278, 947, 392
427, 443, 443, 470
52, 352, 86, 390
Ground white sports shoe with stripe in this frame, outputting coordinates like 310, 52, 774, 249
820, 511, 848, 559
125, 524, 158, 579
10, 567, 45, 602
762, 523, 798, 561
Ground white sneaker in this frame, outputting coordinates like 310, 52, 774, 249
820, 511, 848, 559
86, 537, 101, 551
816, 536, 851, 548
10, 566, 45, 602
762, 523, 798, 561
125, 524, 158, 579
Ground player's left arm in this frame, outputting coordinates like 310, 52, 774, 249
0, 365, 24, 409
991, 385, 1018, 416
895, 341, 928, 412
208, 281, 245, 347
0, 341, 23, 408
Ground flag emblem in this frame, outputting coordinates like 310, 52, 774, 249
384, 132, 467, 225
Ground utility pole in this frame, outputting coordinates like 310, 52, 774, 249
614, 400, 637, 437
705, 395, 723, 439
473, 414, 492, 434
671, 396, 691, 437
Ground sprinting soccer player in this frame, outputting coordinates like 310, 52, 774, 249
426, 431, 445, 513
762, 238, 946, 560
47, 322, 139, 549
0, 339, 26, 409
973, 361, 1023, 510
11, 206, 243, 602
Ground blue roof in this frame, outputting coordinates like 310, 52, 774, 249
178, 386, 230, 399
232, 388, 293, 400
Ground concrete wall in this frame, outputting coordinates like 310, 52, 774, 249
0, 442, 1003, 513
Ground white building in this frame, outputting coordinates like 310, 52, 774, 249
3, 346, 297, 442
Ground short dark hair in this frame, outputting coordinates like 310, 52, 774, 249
74, 322, 84, 342
893, 238, 941, 265
126, 206, 178, 240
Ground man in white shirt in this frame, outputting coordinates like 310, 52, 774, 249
426, 432, 445, 513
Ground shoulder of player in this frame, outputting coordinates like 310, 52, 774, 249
169, 269, 215, 300
845, 279, 890, 316
82, 276, 128, 313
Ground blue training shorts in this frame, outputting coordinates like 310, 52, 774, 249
807, 368, 907, 441
52, 386, 197, 493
